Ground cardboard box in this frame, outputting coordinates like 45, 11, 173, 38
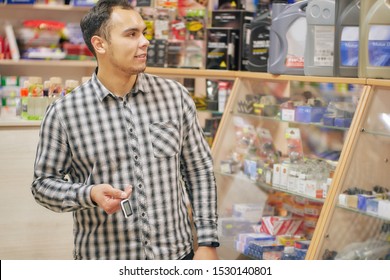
260, 216, 304, 236
295, 106, 326, 123
206, 28, 239, 70
366, 198, 379, 215
378, 200, 390, 219
244, 241, 284, 260
211, 10, 254, 70
357, 194, 376, 212
281, 108, 295, 121
233, 203, 264, 223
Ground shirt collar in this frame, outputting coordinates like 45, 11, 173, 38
90, 69, 150, 102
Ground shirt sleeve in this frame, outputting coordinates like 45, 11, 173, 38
179, 86, 219, 245
31, 103, 96, 213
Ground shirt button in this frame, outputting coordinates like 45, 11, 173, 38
138, 183, 142, 188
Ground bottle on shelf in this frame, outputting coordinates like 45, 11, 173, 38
268, 0, 309, 75
247, 2, 272, 72
304, 0, 336, 77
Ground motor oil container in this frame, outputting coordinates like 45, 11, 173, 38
247, 3, 272, 72
358, 0, 390, 79
268, 0, 309, 75
334, 0, 360, 77
304, 0, 336, 77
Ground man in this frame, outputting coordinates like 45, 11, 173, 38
31, 0, 219, 260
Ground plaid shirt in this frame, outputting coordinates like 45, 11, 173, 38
32, 72, 218, 260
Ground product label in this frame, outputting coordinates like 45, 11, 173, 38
368, 25, 390, 67
340, 26, 359, 67
285, 17, 306, 68
313, 25, 335, 66
250, 25, 270, 63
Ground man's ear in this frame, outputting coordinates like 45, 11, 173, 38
91, 35, 106, 55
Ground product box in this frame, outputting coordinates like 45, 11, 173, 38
72, 0, 97, 6
279, 163, 290, 189
277, 235, 305, 247
366, 198, 379, 215
244, 241, 284, 260
334, 117, 352, 128
6, 0, 35, 4
295, 240, 311, 250
155, 39, 168, 67
295, 106, 326, 123
281, 108, 296, 121
323, 115, 335, 126
146, 39, 156, 67
378, 200, 390, 219
232, 203, 264, 223
236, 233, 276, 253
218, 217, 255, 237
167, 41, 184, 68
272, 163, 281, 187
211, 10, 254, 70
339, 194, 358, 209
206, 28, 239, 70
259, 216, 304, 236
217, 0, 245, 10
357, 194, 376, 212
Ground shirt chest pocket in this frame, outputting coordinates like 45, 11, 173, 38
149, 120, 180, 158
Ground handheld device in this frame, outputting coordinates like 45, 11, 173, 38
120, 199, 133, 218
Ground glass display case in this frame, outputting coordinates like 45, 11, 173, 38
307, 79, 390, 260
211, 73, 367, 260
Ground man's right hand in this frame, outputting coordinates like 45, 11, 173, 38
90, 184, 132, 214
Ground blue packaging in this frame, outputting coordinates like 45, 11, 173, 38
295, 106, 326, 123
6, 0, 35, 3
323, 115, 335, 126
368, 25, 390, 67
334, 117, 352, 128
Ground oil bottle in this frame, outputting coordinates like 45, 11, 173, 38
268, 0, 309, 75
247, 1, 272, 72
334, 0, 360, 77
358, 0, 390, 79
304, 0, 336, 77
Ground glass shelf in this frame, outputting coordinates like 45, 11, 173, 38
214, 171, 326, 204
233, 112, 350, 131
337, 204, 390, 223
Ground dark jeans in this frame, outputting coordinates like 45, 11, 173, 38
180, 251, 194, 260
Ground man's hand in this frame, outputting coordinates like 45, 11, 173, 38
90, 184, 132, 214
193, 246, 219, 260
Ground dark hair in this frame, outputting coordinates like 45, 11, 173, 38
80, 0, 134, 57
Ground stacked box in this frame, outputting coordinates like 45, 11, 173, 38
210, 10, 254, 70
206, 28, 239, 70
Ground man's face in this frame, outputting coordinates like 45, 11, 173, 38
104, 8, 149, 75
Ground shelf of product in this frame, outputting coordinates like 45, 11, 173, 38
211, 74, 367, 260
307, 79, 390, 260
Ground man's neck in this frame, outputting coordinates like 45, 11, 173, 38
97, 68, 138, 98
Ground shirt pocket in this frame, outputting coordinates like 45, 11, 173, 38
149, 120, 180, 158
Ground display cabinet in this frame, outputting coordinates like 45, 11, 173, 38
211, 72, 367, 260
307, 79, 390, 260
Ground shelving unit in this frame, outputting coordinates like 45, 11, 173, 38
210, 73, 372, 260
307, 79, 390, 260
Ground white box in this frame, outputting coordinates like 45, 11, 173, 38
279, 163, 290, 189
272, 164, 281, 187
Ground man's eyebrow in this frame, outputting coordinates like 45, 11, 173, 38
123, 26, 147, 33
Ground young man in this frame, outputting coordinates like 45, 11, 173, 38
31, 0, 219, 260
